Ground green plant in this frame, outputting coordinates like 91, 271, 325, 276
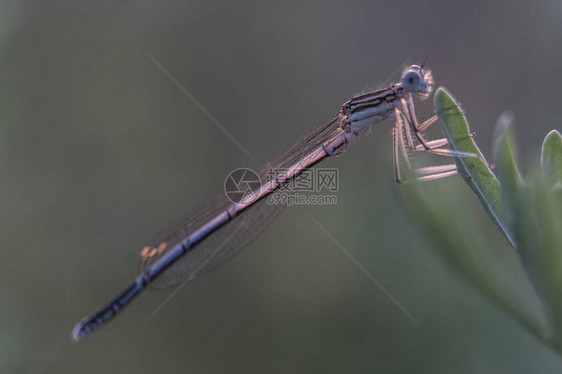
403, 88, 562, 353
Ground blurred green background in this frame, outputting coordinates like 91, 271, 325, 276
1, 0, 561, 372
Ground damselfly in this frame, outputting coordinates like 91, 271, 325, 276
72, 64, 474, 341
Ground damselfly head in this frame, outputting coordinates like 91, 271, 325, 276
401, 65, 433, 99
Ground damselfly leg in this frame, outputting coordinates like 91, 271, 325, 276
393, 95, 478, 183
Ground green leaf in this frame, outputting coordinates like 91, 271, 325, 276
513, 180, 562, 349
493, 114, 522, 228
402, 180, 545, 342
541, 130, 562, 188
433, 88, 515, 248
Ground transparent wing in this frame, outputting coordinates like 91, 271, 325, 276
140, 114, 344, 288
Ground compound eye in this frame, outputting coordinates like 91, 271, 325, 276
402, 70, 422, 92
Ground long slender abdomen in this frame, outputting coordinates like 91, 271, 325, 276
71, 276, 146, 341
